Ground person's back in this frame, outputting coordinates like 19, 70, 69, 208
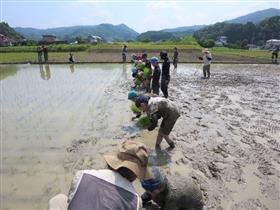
68, 169, 141, 210
148, 97, 179, 119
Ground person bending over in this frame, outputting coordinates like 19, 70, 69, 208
141, 167, 204, 210
135, 96, 180, 150
48, 140, 151, 210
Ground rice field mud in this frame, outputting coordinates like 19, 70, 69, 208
1, 63, 279, 210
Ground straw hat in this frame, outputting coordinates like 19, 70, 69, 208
104, 140, 152, 179
202, 48, 210, 53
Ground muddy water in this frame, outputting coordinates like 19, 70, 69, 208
1, 64, 280, 210
1, 64, 133, 209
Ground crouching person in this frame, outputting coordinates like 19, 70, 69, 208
141, 168, 204, 210
135, 96, 180, 150
48, 140, 151, 210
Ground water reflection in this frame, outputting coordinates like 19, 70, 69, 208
0, 65, 18, 80
39, 64, 51, 80
122, 63, 128, 80
148, 149, 171, 166
70, 64, 75, 73
45, 64, 51, 80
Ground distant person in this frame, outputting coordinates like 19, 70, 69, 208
69, 52, 74, 63
198, 48, 212, 78
135, 96, 180, 150
141, 167, 204, 210
37, 46, 43, 64
48, 140, 151, 210
160, 51, 170, 98
42, 45, 49, 63
172, 47, 179, 69
122, 44, 128, 63
271, 45, 279, 64
150, 56, 161, 95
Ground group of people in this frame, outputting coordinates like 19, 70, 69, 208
47, 48, 204, 210
130, 51, 174, 98
37, 45, 49, 63
48, 140, 203, 210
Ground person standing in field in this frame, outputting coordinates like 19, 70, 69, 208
69, 52, 74, 63
37, 46, 43, 64
172, 47, 179, 69
198, 48, 212, 78
150, 57, 161, 95
122, 44, 128, 63
42, 45, 49, 63
270, 45, 279, 64
160, 51, 170, 98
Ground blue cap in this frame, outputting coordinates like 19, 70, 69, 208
141, 167, 163, 191
128, 90, 138, 100
150, 56, 159, 64
135, 95, 149, 107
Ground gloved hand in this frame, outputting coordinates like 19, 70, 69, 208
141, 192, 152, 205
198, 57, 203, 60
148, 116, 158, 131
207, 57, 212, 61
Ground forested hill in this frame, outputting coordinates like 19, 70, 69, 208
0, 22, 24, 41
226, 8, 280, 24
193, 16, 280, 48
15, 24, 139, 41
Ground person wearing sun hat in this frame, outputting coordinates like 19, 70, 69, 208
48, 140, 151, 210
198, 48, 212, 78
140, 167, 204, 210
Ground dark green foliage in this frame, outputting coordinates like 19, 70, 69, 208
193, 16, 280, 49
197, 39, 215, 48
0, 22, 24, 41
137, 31, 177, 42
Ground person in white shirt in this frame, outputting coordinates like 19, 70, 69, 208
198, 48, 212, 78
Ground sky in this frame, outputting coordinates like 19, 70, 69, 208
1, 0, 279, 32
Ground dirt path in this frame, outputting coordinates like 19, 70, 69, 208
166, 64, 280, 209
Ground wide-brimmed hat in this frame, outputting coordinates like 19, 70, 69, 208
104, 140, 151, 179
202, 48, 210, 53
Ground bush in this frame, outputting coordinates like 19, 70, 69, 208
198, 39, 215, 48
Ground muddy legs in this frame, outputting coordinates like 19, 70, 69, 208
156, 132, 175, 150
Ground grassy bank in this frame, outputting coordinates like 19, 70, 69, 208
0, 39, 271, 64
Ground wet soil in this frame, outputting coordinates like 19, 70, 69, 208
1, 64, 279, 210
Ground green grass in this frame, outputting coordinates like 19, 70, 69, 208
211, 47, 269, 59
0, 52, 68, 63
0, 46, 269, 63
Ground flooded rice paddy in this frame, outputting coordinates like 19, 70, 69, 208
1, 64, 280, 210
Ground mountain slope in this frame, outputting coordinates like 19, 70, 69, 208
0, 22, 24, 41
226, 8, 280, 24
137, 31, 177, 42
159, 8, 279, 36
15, 24, 139, 41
